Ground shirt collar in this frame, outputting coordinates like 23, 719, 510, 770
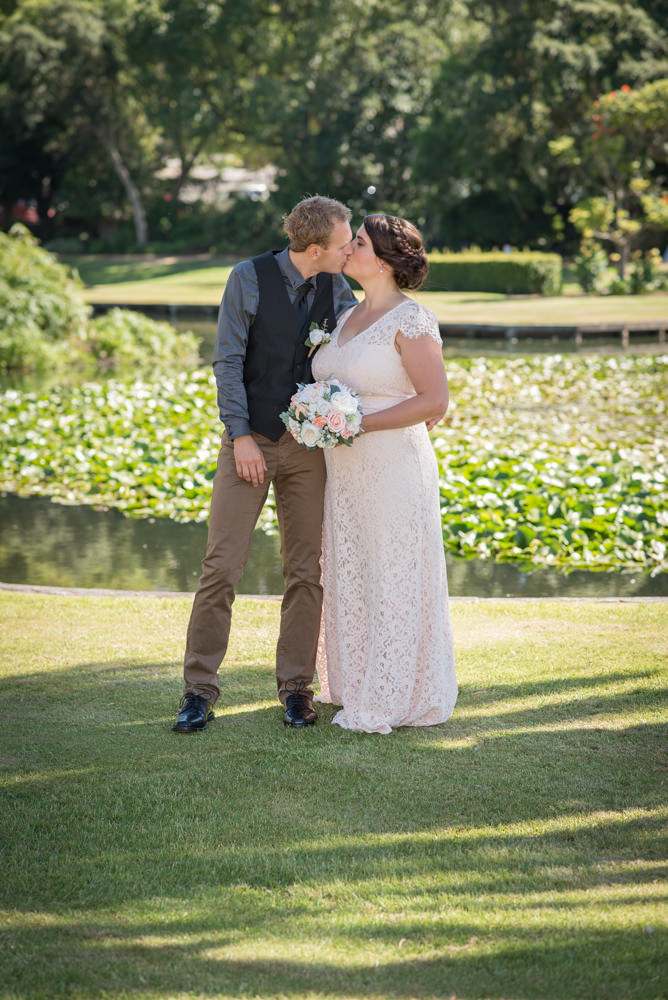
276, 246, 314, 290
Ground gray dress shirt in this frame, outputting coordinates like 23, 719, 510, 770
212, 246, 358, 439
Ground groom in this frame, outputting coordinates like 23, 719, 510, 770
173, 195, 356, 732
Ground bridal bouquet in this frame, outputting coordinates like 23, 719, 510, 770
281, 379, 363, 449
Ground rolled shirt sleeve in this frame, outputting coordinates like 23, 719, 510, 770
212, 260, 258, 440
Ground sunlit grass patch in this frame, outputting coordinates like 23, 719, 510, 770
0, 593, 666, 999
72, 254, 668, 324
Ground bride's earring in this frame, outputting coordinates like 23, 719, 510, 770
379, 264, 385, 272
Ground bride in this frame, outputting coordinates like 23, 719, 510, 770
312, 214, 457, 734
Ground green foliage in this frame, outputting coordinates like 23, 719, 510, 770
437, 354, 667, 574
554, 80, 668, 273
3, 0, 668, 254
88, 309, 199, 373
416, 1, 668, 248
608, 249, 667, 295
628, 248, 666, 294
0, 223, 88, 371
424, 252, 562, 295
0, 224, 199, 372
573, 239, 610, 293
1, 355, 666, 574
143, 196, 282, 256
0, 0, 159, 244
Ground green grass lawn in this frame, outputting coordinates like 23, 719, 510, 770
1, 592, 666, 1000
67, 254, 668, 325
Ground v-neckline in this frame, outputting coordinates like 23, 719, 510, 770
336, 299, 412, 348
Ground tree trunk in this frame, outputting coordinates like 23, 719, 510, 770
103, 140, 148, 246
170, 137, 209, 201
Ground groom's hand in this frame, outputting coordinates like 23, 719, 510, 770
234, 435, 268, 486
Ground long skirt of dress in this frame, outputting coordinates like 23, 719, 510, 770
316, 421, 457, 734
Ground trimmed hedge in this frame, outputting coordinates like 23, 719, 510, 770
424, 252, 562, 295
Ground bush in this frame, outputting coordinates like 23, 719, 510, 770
0, 225, 200, 375
0, 224, 89, 371
88, 309, 199, 373
423, 251, 562, 295
608, 277, 630, 295
628, 248, 665, 294
573, 239, 609, 293
85, 196, 284, 256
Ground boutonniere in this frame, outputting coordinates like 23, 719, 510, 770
305, 320, 330, 357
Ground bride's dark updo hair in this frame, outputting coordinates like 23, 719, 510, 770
363, 214, 429, 290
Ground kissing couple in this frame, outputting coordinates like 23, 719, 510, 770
173, 195, 457, 735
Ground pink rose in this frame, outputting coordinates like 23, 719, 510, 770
294, 403, 308, 419
327, 410, 347, 434
314, 415, 328, 428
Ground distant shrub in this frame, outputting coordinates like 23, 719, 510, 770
0, 225, 199, 375
85, 196, 284, 256
88, 309, 199, 373
43, 237, 90, 255
424, 251, 562, 295
608, 277, 630, 295
0, 224, 89, 371
573, 239, 609, 293
208, 196, 283, 253
628, 248, 665, 294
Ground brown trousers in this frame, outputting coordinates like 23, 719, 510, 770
183, 430, 325, 705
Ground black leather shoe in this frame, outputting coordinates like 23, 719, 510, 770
172, 693, 214, 732
283, 693, 317, 727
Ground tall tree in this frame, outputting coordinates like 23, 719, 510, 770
249, 0, 467, 222
126, 0, 273, 201
551, 79, 668, 273
414, 0, 668, 247
0, 0, 157, 243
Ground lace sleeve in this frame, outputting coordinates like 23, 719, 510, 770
397, 304, 442, 344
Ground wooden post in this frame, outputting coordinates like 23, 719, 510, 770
621, 327, 629, 349
659, 328, 666, 345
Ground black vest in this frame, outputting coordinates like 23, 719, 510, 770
244, 251, 336, 440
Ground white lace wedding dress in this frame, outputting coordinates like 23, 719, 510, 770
312, 299, 457, 734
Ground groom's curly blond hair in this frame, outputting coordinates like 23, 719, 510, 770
283, 195, 351, 251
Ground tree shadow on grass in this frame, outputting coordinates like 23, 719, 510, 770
2, 919, 664, 999
3, 655, 664, 760
2, 655, 655, 705
77, 256, 238, 287
2, 652, 665, 1000
1, 657, 665, 900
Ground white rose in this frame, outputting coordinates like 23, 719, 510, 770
300, 422, 322, 448
309, 328, 325, 345
333, 390, 359, 415
299, 384, 320, 404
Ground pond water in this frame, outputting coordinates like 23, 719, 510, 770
1, 494, 665, 598
2, 331, 666, 599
